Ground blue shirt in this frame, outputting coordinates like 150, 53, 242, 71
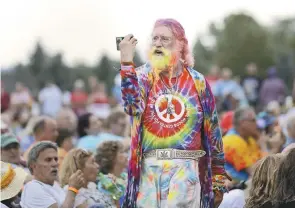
77, 133, 123, 153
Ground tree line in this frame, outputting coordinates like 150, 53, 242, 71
2, 13, 295, 96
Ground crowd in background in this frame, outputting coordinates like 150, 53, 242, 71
1, 62, 295, 208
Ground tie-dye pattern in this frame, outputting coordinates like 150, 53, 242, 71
137, 158, 201, 207
120, 63, 226, 208
142, 68, 203, 152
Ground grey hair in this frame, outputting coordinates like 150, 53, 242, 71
233, 107, 255, 128
27, 141, 57, 174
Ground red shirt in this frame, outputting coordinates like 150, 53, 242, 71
1, 92, 10, 112
71, 91, 88, 107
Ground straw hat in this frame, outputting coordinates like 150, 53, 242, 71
0, 162, 27, 201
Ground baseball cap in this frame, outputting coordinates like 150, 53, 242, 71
1, 133, 20, 148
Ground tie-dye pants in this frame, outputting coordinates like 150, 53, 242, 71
136, 158, 201, 208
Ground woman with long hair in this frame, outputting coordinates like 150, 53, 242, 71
271, 148, 295, 207
95, 140, 128, 207
59, 148, 115, 208
245, 154, 281, 208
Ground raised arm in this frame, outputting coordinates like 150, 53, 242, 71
120, 65, 147, 116
52, 170, 85, 208
119, 34, 147, 116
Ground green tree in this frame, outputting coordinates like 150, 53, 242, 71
192, 38, 214, 74
46, 53, 68, 90
28, 41, 47, 88
270, 17, 295, 89
95, 54, 116, 95
212, 13, 274, 76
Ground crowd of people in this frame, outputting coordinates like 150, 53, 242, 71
1, 76, 131, 208
1, 65, 294, 207
1, 20, 295, 208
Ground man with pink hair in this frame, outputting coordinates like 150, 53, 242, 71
119, 19, 229, 207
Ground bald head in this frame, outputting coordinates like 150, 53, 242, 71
34, 117, 58, 142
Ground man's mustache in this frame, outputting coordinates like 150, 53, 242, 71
151, 47, 169, 56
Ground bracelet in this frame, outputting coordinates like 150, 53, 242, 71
213, 175, 227, 184
213, 184, 228, 193
121, 61, 135, 66
212, 175, 228, 193
68, 186, 79, 194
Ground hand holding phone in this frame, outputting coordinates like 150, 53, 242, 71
117, 34, 138, 62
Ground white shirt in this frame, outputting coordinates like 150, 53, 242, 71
20, 180, 66, 208
64, 182, 115, 208
39, 85, 63, 117
219, 189, 245, 208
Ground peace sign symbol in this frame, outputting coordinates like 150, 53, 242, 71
155, 94, 185, 123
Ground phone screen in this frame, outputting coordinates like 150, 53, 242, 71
116, 37, 124, 51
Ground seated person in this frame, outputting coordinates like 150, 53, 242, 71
1, 132, 30, 174
1, 162, 28, 208
20, 141, 85, 208
59, 148, 115, 208
77, 112, 126, 154
223, 107, 264, 182
95, 141, 128, 207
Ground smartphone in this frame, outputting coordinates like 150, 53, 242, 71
116, 37, 124, 51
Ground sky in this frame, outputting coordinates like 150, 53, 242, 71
0, 0, 295, 69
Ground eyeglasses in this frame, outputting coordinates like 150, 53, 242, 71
152, 36, 173, 44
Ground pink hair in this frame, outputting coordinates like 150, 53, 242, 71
154, 18, 194, 67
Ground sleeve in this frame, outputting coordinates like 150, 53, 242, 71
120, 64, 147, 116
203, 79, 229, 192
74, 193, 87, 207
21, 182, 57, 208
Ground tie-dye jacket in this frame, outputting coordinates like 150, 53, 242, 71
120, 63, 227, 208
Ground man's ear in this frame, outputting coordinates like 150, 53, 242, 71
30, 162, 37, 174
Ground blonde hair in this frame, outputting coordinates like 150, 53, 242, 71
245, 154, 282, 208
59, 149, 92, 187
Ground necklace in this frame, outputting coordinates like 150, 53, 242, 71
159, 71, 181, 115
159, 71, 181, 95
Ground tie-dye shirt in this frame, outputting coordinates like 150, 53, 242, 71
142, 68, 203, 152
120, 63, 227, 208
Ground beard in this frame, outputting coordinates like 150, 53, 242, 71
148, 47, 179, 82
